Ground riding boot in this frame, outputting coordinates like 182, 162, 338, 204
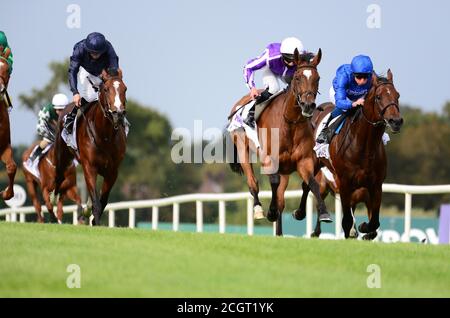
316, 114, 334, 144
244, 88, 273, 129
29, 146, 44, 162
65, 98, 88, 134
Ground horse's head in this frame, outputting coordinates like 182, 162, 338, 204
370, 70, 403, 133
291, 48, 322, 117
99, 68, 127, 127
0, 46, 11, 94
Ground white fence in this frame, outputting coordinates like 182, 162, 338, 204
1, 183, 449, 242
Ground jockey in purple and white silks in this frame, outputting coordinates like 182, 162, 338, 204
242, 37, 304, 128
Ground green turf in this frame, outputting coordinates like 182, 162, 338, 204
0, 222, 449, 297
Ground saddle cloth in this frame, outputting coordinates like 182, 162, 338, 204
22, 144, 52, 181
314, 113, 391, 159
226, 90, 284, 149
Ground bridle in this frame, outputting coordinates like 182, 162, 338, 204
96, 77, 127, 130
361, 81, 399, 127
291, 64, 319, 106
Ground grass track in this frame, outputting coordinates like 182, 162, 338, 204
0, 222, 449, 297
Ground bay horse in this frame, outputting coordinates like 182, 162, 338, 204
0, 46, 16, 200
297, 70, 403, 239
54, 69, 127, 225
22, 143, 83, 223
228, 48, 332, 236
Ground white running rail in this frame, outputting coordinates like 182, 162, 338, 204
1, 184, 449, 242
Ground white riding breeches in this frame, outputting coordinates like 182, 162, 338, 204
77, 66, 102, 103
262, 66, 281, 95
329, 86, 336, 104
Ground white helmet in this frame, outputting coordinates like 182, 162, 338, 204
52, 93, 69, 109
280, 37, 304, 55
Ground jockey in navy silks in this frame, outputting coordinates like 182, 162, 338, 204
316, 55, 374, 143
64, 32, 119, 134
242, 37, 304, 128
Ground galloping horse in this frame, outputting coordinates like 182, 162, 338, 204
298, 70, 403, 239
228, 49, 332, 236
54, 69, 127, 225
22, 143, 83, 223
0, 46, 16, 200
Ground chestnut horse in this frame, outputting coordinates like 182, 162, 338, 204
228, 49, 332, 236
0, 46, 16, 200
22, 143, 83, 223
54, 69, 127, 225
298, 70, 403, 239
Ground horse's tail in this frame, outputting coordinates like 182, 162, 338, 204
223, 128, 243, 175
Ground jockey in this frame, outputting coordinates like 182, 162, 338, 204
316, 55, 374, 144
64, 32, 119, 134
243, 37, 304, 128
0, 31, 13, 75
27, 93, 69, 162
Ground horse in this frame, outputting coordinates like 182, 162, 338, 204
297, 70, 403, 239
0, 46, 17, 200
227, 48, 332, 236
54, 69, 127, 225
22, 143, 83, 223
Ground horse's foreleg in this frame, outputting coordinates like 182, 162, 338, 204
66, 186, 83, 220
359, 186, 381, 240
267, 174, 280, 223
56, 194, 64, 224
25, 177, 43, 223
339, 187, 354, 239
294, 181, 310, 221
83, 165, 100, 226
43, 188, 57, 223
100, 171, 118, 217
274, 175, 289, 236
297, 158, 332, 223
1, 146, 16, 200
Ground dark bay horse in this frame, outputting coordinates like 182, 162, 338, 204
54, 69, 127, 225
22, 143, 83, 223
298, 70, 403, 239
0, 46, 16, 200
228, 49, 332, 236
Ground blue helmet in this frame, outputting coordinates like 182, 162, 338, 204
351, 55, 373, 74
85, 32, 107, 54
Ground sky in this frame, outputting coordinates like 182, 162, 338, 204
3, 0, 450, 145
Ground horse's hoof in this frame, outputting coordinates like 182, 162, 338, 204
349, 228, 359, 239
310, 231, 320, 238
362, 231, 378, 241
266, 210, 278, 222
1, 188, 14, 200
358, 222, 369, 234
319, 213, 333, 223
292, 209, 306, 221
253, 205, 265, 220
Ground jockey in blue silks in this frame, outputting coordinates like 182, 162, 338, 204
242, 37, 304, 128
64, 32, 119, 134
316, 55, 374, 143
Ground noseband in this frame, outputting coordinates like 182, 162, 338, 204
361, 82, 399, 127
292, 64, 318, 106
97, 79, 126, 129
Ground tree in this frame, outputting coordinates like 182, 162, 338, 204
19, 60, 70, 113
